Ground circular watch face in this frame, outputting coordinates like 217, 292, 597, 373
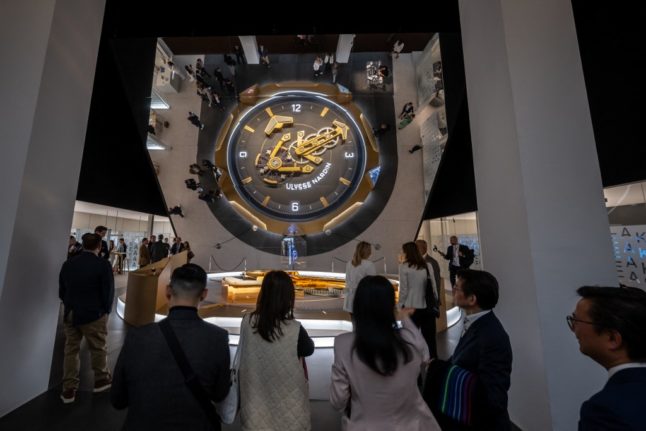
226, 90, 366, 221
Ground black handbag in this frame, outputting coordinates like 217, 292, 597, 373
424, 266, 440, 318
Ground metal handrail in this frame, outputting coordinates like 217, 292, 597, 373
209, 255, 247, 272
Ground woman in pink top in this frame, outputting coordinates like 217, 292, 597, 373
330, 276, 440, 430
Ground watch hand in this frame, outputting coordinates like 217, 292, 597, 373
302, 154, 323, 165
264, 115, 294, 136
263, 133, 316, 174
295, 120, 349, 156
294, 131, 321, 163
276, 165, 314, 173
269, 133, 291, 159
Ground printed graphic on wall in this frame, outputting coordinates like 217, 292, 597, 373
610, 225, 646, 287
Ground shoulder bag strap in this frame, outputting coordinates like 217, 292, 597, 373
159, 319, 221, 428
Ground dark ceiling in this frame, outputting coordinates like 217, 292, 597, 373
571, 1, 646, 187
164, 34, 437, 56
80, 1, 646, 222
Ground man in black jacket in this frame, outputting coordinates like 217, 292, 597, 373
416, 239, 442, 298
111, 264, 231, 431
58, 232, 115, 403
67, 235, 82, 259
150, 233, 168, 262
94, 225, 110, 260
425, 269, 512, 430
572, 286, 646, 430
436, 235, 474, 287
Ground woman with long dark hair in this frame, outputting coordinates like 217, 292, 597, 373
330, 276, 440, 430
239, 271, 314, 431
399, 241, 438, 357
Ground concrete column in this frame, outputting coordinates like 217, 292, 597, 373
336, 34, 355, 63
459, 0, 617, 429
238, 35, 259, 64
0, 0, 105, 416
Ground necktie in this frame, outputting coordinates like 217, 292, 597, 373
461, 316, 470, 338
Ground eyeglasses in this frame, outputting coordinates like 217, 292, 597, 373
566, 314, 596, 331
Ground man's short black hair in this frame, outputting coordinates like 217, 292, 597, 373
81, 233, 102, 250
94, 225, 108, 234
170, 264, 207, 298
456, 269, 499, 310
577, 286, 646, 361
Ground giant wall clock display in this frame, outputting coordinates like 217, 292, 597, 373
212, 82, 396, 255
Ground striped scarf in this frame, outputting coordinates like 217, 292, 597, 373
438, 365, 477, 425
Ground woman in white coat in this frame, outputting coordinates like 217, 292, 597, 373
344, 241, 376, 313
398, 241, 438, 357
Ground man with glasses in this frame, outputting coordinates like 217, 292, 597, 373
569, 286, 646, 430
424, 269, 512, 430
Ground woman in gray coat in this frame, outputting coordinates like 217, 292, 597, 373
398, 241, 438, 356
330, 276, 440, 430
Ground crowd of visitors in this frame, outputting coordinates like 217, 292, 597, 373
56, 231, 646, 430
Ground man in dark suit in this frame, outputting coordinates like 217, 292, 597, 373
416, 239, 442, 299
67, 235, 82, 259
59, 232, 115, 403
138, 237, 150, 268
150, 233, 168, 263
94, 225, 110, 260
436, 235, 474, 287
416, 239, 442, 358
426, 269, 512, 430
570, 285, 646, 430
111, 263, 231, 431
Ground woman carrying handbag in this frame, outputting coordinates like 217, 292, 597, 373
238, 271, 314, 431
399, 241, 438, 357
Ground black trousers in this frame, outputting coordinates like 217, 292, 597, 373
411, 309, 437, 358
449, 264, 461, 287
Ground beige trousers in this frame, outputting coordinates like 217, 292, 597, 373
62, 313, 110, 390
